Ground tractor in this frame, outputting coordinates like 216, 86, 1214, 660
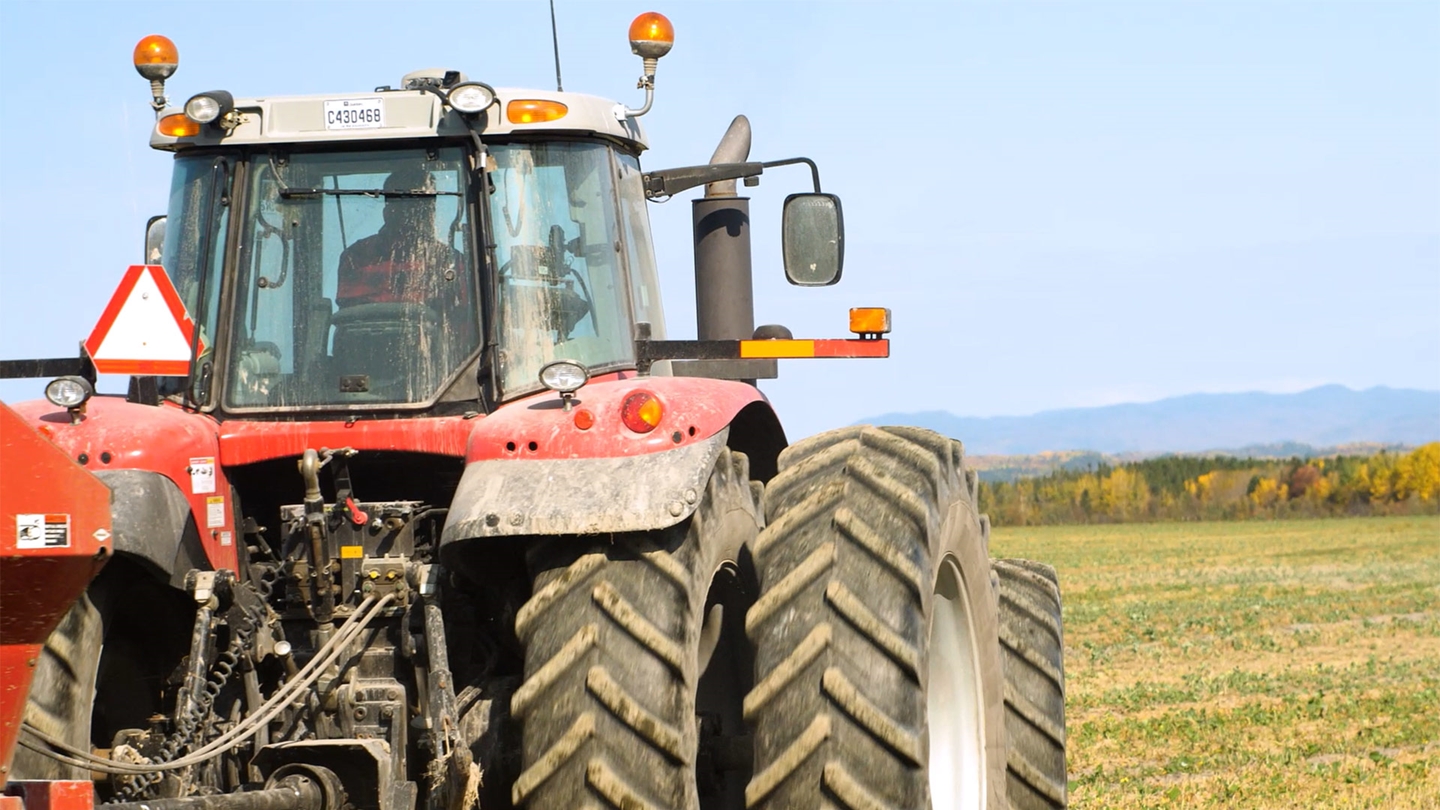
0, 12, 1067, 810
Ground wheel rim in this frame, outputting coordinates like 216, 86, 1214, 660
927, 556, 986, 810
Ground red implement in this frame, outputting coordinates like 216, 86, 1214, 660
0, 402, 111, 788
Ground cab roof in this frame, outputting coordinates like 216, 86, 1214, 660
150, 85, 649, 152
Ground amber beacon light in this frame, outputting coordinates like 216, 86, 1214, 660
628, 11, 675, 59
133, 34, 179, 113
622, 12, 674, 118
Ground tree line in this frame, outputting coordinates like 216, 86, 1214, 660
977, 443, 1440, 526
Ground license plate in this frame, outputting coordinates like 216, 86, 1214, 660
324, 98, 385, 130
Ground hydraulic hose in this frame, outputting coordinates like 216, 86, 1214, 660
20, 594, 394, 775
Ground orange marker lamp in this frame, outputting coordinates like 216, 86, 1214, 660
158, 113, 201, 138
849, 307, 892, 336
628, 12, 674, 59
506, 100, 569, 124
133, 35, 178, 81
621, 391, 664, 433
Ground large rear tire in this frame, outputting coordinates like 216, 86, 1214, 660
744, 426, 1007, 810
994, 559, 1068, 809
511, 448, 761, 810
10, 592, 104, 780
11, 559, 194, 781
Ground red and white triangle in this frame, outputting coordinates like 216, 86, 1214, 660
83, 265, 204, 376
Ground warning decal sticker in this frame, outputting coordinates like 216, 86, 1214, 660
17, 513, 71, 549
190, 457, 217, 494
206, 496, 226, 529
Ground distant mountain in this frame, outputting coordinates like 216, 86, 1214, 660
859, 385, 1440, 456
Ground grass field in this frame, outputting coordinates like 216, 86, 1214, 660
990, 515, 1440, 809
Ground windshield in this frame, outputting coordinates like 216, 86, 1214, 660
488, 142, 635, 394
224, 147, 479, 409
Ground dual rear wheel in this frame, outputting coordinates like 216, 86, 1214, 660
514, 427, 1068, 810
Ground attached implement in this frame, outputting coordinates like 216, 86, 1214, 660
1, 12, 1066, 810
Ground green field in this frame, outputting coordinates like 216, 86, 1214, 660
990, 516, 1440, 809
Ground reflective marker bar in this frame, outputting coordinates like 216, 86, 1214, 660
738, 339, 890, 359
635, 338, 889, 374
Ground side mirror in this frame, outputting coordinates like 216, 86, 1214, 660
781, 193, 843, 286
145, 215, 167, 265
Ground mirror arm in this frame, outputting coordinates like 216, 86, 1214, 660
643, 162, 764, 200
760, 157, 822, 192
643, 157, 822, 199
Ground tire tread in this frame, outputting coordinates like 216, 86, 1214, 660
994, 558, 1068, 810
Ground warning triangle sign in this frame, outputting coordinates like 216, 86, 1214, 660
84, 265, 205, 376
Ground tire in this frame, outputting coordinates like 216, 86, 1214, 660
993, 559, 1067, 810
511, 448, 761, 809
744, 426, 1007, 810
10, 559, 195, 782
10, 591, 104, 780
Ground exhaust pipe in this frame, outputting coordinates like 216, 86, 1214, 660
693, 115, 754, 343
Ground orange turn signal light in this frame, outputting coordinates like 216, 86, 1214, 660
629, 11, 675, 58
620, 391, 663, 434
506, 100, 568, 124
158, 113, 201, 137
133, 34, 178, 81
849, 307, 892, 336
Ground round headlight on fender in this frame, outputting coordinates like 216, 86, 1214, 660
45, 376, 94, 409
447, 82, 496, 114
538, 360, 588, 395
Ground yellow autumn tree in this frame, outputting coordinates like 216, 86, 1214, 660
1099, 466, 1151, 521
1250, 477, 1286, 509
1186, 471, 1217, 502
1368, 455, 1396, 503
1396, 442, 1440, 502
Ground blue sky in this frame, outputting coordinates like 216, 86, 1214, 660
1, 0, 1436, 440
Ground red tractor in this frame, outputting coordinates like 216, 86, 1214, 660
1, 13, 1066, 810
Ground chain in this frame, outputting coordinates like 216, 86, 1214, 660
112, 571, 276, 801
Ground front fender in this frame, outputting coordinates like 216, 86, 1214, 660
441, 429, 728, 544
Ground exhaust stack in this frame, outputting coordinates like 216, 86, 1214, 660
693, 115, 754, 343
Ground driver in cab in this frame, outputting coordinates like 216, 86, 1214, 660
336, 167, 467, 309
329, 166, 476, 392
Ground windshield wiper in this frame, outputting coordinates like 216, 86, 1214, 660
278, 187, 460, 199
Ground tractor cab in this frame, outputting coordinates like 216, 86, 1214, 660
157, 132, 659, 414
142, 40, 669, 417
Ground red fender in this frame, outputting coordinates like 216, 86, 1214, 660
440, 377, 778, 543
463, 375, 770, 462
9, 397, 239, 572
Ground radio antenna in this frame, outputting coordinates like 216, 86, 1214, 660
549, 0, 564, 92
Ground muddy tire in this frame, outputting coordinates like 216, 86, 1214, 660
744, 426, 1007, 810
10, 592, 104, 780
11, 559, 193, 781
994, 559, 1067, 809
512, 448, 761, 810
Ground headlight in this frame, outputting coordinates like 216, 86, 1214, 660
184, 90, 234, 124
538, 360, 588, 395
447, 82, 496, 114
45, 376, 94, 409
